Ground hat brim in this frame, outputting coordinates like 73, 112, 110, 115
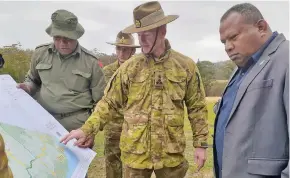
106, 42, 141, 48
45, 23, 85, 40
122, 15, 179, 34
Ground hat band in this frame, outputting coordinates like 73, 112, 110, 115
52, 22, 77, 31
116, 37, 135, 45
135, 9, 165, 28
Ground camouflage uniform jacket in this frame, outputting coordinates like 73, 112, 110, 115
102, 60, 123, 133
103, 60, 120, 84
0, 134, 13, 178
81, 39, 209, 169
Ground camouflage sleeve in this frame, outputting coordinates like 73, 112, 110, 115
24, 50, 42, 95
90, 59, 106, 103
184, 64, 209, 148
81, 68, 128, 136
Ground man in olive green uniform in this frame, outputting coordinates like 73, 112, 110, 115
0, 134, 13, 178
17, 9, 106, 135
61, 2, 209, 178
103, 31, 140, 178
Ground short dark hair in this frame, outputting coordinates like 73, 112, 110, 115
221, 3, 264, 24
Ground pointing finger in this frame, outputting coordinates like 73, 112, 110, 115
61, 134, 75, 145
60, 134, 69, 143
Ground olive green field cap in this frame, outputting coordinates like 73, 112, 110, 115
46, 9, 85, 40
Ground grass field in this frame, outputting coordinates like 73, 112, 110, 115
87, 97, 218, 178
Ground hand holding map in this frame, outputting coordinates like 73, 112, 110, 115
0, 74, 96, 178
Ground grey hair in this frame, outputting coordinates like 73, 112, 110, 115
221, 3, 264, 24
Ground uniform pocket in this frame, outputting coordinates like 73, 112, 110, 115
64, 69, 91, 92
36, 63, 52, 84
165, 70, 187, 101
120, 113, 149, 154
164, 114, 186, 153
128, 73, 149, 101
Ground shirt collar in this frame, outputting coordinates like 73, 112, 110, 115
145, 38, 172, 63
240, 31, 278, 73
48, 42, 81, 58
114, 59, 120, 67
252, 31, 278, 63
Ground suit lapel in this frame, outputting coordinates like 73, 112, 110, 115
225, 33, 286, 127
225, 56, 270, 126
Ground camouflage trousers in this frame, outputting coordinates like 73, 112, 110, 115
124, 160, 189, 178
104, 121, 123, 178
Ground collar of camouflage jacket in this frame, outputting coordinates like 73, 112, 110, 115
145, 38, 171, 63
113, 59, 120, 67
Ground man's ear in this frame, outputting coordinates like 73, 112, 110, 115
160, 25, 167, 38
256, 19, 269, 37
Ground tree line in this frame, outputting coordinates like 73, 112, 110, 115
0, 45, 235, 97
196, 59, 235, 96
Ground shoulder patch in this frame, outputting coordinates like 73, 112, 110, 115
81, 46, 98, 60
35, 43, 52, 50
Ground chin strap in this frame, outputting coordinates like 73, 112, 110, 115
142, 27, 160, 60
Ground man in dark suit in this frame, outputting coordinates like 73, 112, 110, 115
213, 3, 289, 178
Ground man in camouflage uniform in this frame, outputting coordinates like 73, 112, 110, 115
103, 31, 140, 178
17, 9, 106, 140
61, 1, 209, 178
0, 134, 13, 178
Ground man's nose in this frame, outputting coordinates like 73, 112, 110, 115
225, 41, 234, 53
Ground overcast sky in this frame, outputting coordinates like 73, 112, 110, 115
0, 0, 289, 62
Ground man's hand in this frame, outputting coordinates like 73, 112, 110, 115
78, 135, 94, 148
16, 83, 32, 95
60, 129, 88, 147
194, 147, 207, 171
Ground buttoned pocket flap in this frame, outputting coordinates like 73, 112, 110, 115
72, 69, 91, 78
165, 71, 187, 82
36, 63, 52, 70
165, 115, 184, 126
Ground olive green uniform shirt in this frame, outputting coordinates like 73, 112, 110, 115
24, 43, 106, 114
